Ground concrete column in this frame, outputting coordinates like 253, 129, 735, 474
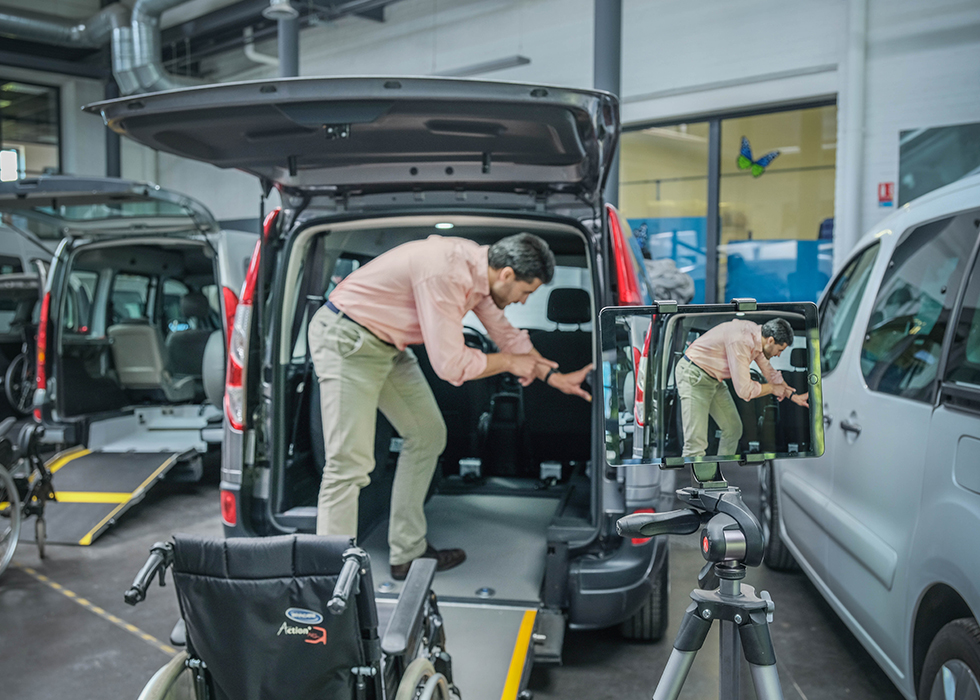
105, 80, 121, 177
594, 0, 621, 206
278, 15, 299, 78
833, 0, 868, 271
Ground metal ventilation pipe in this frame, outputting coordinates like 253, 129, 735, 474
0, 3, 128, 48
131, 0, 202, 93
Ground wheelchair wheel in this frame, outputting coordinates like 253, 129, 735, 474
35, 517, 46, 560
394, 658, 451, 700
0, 464, 22, 577
4, 354, 34, 416
137, 651, 197, 700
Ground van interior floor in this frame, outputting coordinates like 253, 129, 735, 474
360, 492, 560, 604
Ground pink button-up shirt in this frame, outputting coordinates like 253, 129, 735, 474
684, 320, 784, 401
329, 235, 534, 386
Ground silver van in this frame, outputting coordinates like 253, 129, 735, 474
84, 77, 671, 692
0, 176, 257, 545
761, 173, 980, 700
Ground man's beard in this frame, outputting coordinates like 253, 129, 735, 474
490, 290, 507, 309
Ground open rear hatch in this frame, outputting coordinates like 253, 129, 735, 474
0, 176, 218, 238
84, 77, 619, 202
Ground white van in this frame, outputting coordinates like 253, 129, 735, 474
761, 173, 980, 700
0, 176, 257, 546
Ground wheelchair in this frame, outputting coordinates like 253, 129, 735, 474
125, 533, 459, 700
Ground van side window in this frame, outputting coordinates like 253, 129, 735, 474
0, 255, 23, 274
945, 250, 980, 388
110, 273, 151, 324
861, 215, 977, 402
819, 243, 879, 373
63, 271, 98, 334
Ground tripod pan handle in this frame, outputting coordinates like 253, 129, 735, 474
616, 509, 703, 538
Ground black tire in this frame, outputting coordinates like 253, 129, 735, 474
620, 548, 669, 642
0, 465, 22, 577
918, 618, 980, 700
759, 462, 799, 571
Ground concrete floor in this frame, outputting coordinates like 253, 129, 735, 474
0, 469, 903, 700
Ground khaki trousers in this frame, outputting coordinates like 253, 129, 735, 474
674, 357, 743, 458
308, 305, 447, 566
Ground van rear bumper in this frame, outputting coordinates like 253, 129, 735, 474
567, 536, 666, 629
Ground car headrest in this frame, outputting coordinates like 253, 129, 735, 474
180, 292, 210, 321
790, 347, 807, 369
547, 288, 591, 325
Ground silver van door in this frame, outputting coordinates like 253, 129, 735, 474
84, 77, 619, 203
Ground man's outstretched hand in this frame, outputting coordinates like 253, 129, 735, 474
790, 392, 809, 408
546, 363, 593, 401
510, 353, 558, 386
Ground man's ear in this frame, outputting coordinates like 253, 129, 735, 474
498, 266, 516, 283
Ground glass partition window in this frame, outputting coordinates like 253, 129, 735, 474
719, 106, 836, 303
0, 80, 60, 180
620, 123, 709, 303
946, 251, 980, 388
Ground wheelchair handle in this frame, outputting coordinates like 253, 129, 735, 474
125, 541, 174, 606
328, 548, 367, 615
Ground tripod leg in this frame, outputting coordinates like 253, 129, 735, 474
739, 610, 784, 700
719, 620, 740, 700
653, 602, 712, 700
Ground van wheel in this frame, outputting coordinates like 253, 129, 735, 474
620, 549, 668, 642
759, 463, 798, 571
918, 618, 980, 700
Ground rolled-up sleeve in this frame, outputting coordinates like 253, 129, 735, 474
727, 340, 763, 401
472, 296, 533, 355
414, 276, 488, 386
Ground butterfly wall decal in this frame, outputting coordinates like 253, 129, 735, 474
737, 136, 780, 177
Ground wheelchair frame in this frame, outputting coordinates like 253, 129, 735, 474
125, 535, 457, 700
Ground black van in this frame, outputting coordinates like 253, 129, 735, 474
85, 78, 675, 683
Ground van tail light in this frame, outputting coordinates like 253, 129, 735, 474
222, 286, 238, 347
225, 240, 260, 431
630, 508, 655, 546
220, 489, 238, 527
607, 203, 643, 306
33, 291, 50, 422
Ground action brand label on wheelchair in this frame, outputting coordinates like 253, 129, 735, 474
278, 607, 328, 645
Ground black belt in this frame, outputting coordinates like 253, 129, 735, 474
325, 300, 396, 348
682, 355, 711, 375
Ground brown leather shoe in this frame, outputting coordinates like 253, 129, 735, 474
390, 544, 466, 581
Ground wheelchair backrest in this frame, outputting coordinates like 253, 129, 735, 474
171, 533, 372, 700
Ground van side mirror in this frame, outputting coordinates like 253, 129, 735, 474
600, 301, 824, 468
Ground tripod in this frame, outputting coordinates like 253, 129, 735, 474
617, 462, 784, 700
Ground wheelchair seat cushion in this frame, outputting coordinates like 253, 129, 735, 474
171, 533, 365, 700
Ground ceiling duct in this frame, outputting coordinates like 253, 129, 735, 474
0, 4, 128, 48
131, 0, 203, 93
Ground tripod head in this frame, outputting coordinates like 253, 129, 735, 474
616, 461, 766, 569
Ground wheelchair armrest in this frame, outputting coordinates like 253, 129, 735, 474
380, 558, 437, 657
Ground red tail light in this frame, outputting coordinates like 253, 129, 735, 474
607, 204, 643, 306
630, 508, 656, 546
222, 286, 239, 347
34, 291, 50, 422
224, 208, 278, 432
220, 489, 238, 527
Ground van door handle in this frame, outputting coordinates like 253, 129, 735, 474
823, 412, 832, 428
840, 418, 862, 436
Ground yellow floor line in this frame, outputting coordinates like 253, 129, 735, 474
12, 563, 175, 656
78, 453, 180, 546
500, 609, 537, 700
45, 446, 91, 475
55, 491, 131, 504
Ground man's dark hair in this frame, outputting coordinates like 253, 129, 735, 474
761, 318, 794, 346
488, 233, 555, 284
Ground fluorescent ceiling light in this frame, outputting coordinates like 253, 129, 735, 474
639, 127, 706, 143
434, 222, 454, 229
436, 55, 531, 78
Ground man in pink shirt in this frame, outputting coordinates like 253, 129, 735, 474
308, 233, 592, 580
676, 317, 806, 458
